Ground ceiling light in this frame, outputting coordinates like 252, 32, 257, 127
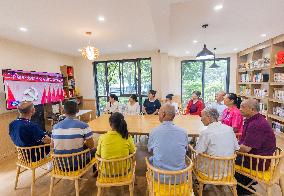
78, 49, 82, 52
261, 34, 267, 37
19, 27, 28, 32
81, 32, 100, 61
210, 48, 220, 68
233, 48, 238, 51
185, 51, 190, 54
98, 16, 105, 22
193, 40, 198, 44
128, 44, 132, 48
196, 24, 214, 60
214, 4, 223, 11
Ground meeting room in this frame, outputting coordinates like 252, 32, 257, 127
1, 0, 284, 196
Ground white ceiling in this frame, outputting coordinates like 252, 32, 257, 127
0, 0, 283, 57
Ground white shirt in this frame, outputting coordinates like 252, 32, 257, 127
104, 101, 121, 113
166, 101, 179, 113
207, 101, 227, 117
124, 102, 140, 115
195, 122, 239, 177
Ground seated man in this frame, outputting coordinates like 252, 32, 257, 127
195, 108, 239, 177
148, 104, 188, 183
206, 91, 227, 118
51, 101, 95, 170
236, 99, 276, 195
9, 101, 51, 162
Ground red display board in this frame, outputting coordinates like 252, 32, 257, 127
2, 69, 64, 109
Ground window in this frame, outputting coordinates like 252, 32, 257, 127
93, 58, 152, 115
181, 58, 230, 107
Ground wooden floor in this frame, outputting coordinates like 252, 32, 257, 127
0, 138, 283, 196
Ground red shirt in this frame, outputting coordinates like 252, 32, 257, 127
185, 99, 204, 116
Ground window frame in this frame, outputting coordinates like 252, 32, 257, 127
181, 57, 230, 105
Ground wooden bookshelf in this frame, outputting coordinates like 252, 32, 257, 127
237, 34, 284, 133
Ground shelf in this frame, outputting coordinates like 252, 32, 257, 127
269, 99, 284, 104
238, 66, 270, 72
238, 82, 269, 85
270, 82, 284, 86
271, 64, 284, 68
250, 96, 268, 100
268, 114, 284, 123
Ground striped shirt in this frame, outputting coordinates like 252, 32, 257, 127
52, 117, 93, 154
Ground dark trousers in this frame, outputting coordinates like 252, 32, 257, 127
235, 156, 256, 195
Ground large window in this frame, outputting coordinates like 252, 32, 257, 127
93, 58, 152, 115
181, 58, 230, 107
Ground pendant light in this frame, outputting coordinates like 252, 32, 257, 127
81, 32, 100, 61
210, 48, 220, 68
196, 24, 214, 60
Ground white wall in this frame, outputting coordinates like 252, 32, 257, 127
74, 52, 237, 100
0, 38, 75, 114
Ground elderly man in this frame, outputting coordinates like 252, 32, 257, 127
207, 91, 227, 117
9, 101, 51, 161
236, 99, 276, 195
148, 104, 188, 173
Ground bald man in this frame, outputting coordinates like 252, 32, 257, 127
148, 104, 188, 182
236, 99, 276, 195
9, 102, 51, 161
206, 91, 227, 117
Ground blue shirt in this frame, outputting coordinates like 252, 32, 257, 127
148, 121, 188, 171
143, 99, 161, 114
9, 118, 45, 147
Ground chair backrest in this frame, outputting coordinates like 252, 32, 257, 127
96, 152, 136, 182
16, 144, 50, 167
189, 144, 236, 182
145, 156, 193, 195
236, 147, 284, 183
51, 149, 93, 176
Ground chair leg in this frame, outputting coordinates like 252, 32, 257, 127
75, 179, 79, 196
198, 183, 203, 196
280, 176, 284, 195
49, 177, 54, 196
97, 187, 102, 196
232, 185, 237, 196
129, 183, 134, 196
31, 169, 36, 196
267, 186, 272, 196
14, 166, 21, 190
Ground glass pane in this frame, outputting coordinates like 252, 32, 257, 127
204, 60, 228, 103
98, 96, 107, 115
140, 59, 151, 95
96, 62, 107, 96
118, 96, 129, 113
107, 61, 120, 96
121, 61, 137, 94
181, 61, 203, 108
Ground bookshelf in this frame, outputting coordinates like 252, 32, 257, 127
237, 34, 284, 135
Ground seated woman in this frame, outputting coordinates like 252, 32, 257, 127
221, 93, 243, 134
124, 94, 140, 115
143, 90, 161, 115
96, 112, 136, 160
104, 94, 121, 114
165, 94, 179, 113
185, 91, 205, 116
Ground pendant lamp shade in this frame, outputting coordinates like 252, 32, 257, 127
209, 61, 220, 68
196, 44, 214, 60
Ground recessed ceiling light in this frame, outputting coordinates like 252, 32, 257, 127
185, 51, 190, 54
261, 34, 267, 37
214, 4, 223, 11
233, 48, 238, 51
19, 27, 28, 32
193, 40, 198, 44
128, 44, 132, 48
78, 49, 82, 52
98, 16, 105, 22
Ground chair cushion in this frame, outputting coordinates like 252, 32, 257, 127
235, 165, 273, 182
152, 180, 192, 196
196, 170, 234, 182
97, 172, 133, 183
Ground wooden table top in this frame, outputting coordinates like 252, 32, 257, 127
88, 114, 206, 137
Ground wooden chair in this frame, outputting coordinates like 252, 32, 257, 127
49, 149, 96, 196
235, 147, 284, 196
15, 144, 51, 196
145, 156, 194, 196
188, 145, 237, 196
96, 152, 136, 196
